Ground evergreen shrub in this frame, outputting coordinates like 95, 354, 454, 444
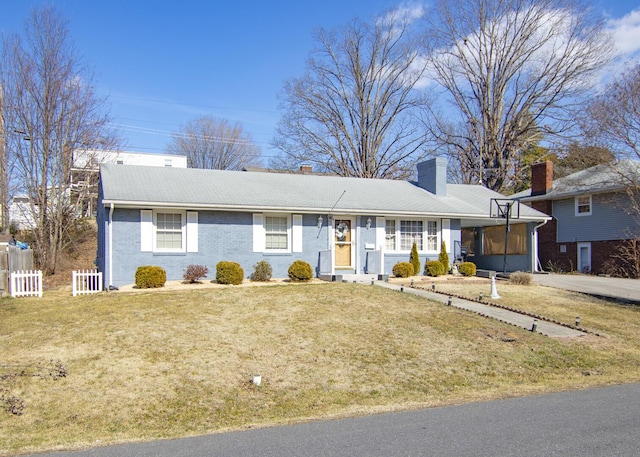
458, 262, 477, 277
425, 260, 446, 277
392, 261, 414, 278
288, 260, 313, 281
135, 266, 166, 288
216, 261, 244, 285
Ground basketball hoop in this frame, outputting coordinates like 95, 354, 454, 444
489, 198, 521, 274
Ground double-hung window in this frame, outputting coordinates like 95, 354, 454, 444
155, 212, 184, 251
141, 209, 197, 253
265, 216, 288, 250
575, 195, 592, 216
253, 213, 301, 253
385, 220, 396, 251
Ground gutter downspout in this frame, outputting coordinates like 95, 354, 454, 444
109, 203, 114, 288
533, 220, 548, 272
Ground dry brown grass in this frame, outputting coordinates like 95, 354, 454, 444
1, 281, 639, 455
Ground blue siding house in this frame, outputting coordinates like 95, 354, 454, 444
97, 158, 549, 288
516, 160, 640, 275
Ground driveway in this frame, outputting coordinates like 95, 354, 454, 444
532, 273, 640, 304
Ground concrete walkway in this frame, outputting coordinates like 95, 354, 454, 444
373, 280, 585, 338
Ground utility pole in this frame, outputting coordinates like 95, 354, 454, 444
0, 84, 8, 234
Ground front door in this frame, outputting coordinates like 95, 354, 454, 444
577, 242, 591, 273
334, 218, 353, 269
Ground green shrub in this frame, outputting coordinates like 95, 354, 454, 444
409, 242, 420, 277
438, 241, 450, 273
458, 262, 477, 277
251, 260, 273, 281
392, 261, 414, 278
288, 260, 313, 281
425, 260, 446, 277
135, 266, 166, 288
509, 271, 532, 285
216, 261, 244, 285
183, 264, 209, 283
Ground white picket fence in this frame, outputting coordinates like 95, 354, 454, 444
10, 270, 43, 298
72, 270, 103, 297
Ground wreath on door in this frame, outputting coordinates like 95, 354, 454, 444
336, 222, 349, 241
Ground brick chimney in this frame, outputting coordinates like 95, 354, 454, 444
531, 161, 553, 196
300, 165, 313, 173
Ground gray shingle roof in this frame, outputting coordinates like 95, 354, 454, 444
516, 160, 640, 201
100, 163, 548, 222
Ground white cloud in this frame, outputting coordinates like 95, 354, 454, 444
607, 8, 640, 59
378, 2, 425, 25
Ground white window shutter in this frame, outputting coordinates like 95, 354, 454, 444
186, 211, 198, 252
376, 217, 385, 250
140, 210, 153, 252
253, 214, 265, 252
292, 214, 303, 252
441, 218, 450, 250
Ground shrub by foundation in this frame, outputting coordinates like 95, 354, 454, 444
288, 260, 313, 281
216, 261, 244, 285
251, 260, 273, 282
425, 260, 446, 277
392, 261, 414, 278
183, 264, 209, 283
458, 262, 477, 277
135, 266, 166, 288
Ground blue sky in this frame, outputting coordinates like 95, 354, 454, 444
1, 1, 639, 161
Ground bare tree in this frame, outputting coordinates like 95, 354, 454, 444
585, 64, 640, 161
0, 7, 119, 275
167, 116, 262, 170
422, 0, 614, 192
583, 64, 640, 277
273, 10, 430, 179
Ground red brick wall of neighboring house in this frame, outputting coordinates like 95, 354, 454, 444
537, 238, 630, 274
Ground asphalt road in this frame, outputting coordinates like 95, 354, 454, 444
27, 383, 640, 457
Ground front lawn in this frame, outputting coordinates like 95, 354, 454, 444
1, 282, 639, 455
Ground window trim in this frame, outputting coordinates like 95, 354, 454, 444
153, 210, 187, 253
383, 218, 439, 253
264, 214, 291, 253
575, 195, 592, 216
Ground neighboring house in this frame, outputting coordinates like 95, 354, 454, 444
8, 150, 189, 231
96, 158, 550, 288
71, 149, 188, 217
515, 160, 640, 274
8, 195, 36, 231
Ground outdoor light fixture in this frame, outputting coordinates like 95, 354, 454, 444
531, 319, 538, 332
317, 215, 323, 229
365, 217, 372, 230
575, 316, 581, 327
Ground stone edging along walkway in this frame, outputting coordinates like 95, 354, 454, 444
422, 286, 600, 337
374, 281, 589, 338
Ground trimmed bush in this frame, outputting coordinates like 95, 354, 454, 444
251, 260, 273, 282
392, 261, 414, 278
509, 271, 533, 285
458, 261, 477, 277
425, 260, 446, 277
216, 261, 244, 285
183, 264, 209, 283
409, 242, 420, 278
438, 241, 450, 273
135, 266, 166, 288
288, 260, 313, 281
